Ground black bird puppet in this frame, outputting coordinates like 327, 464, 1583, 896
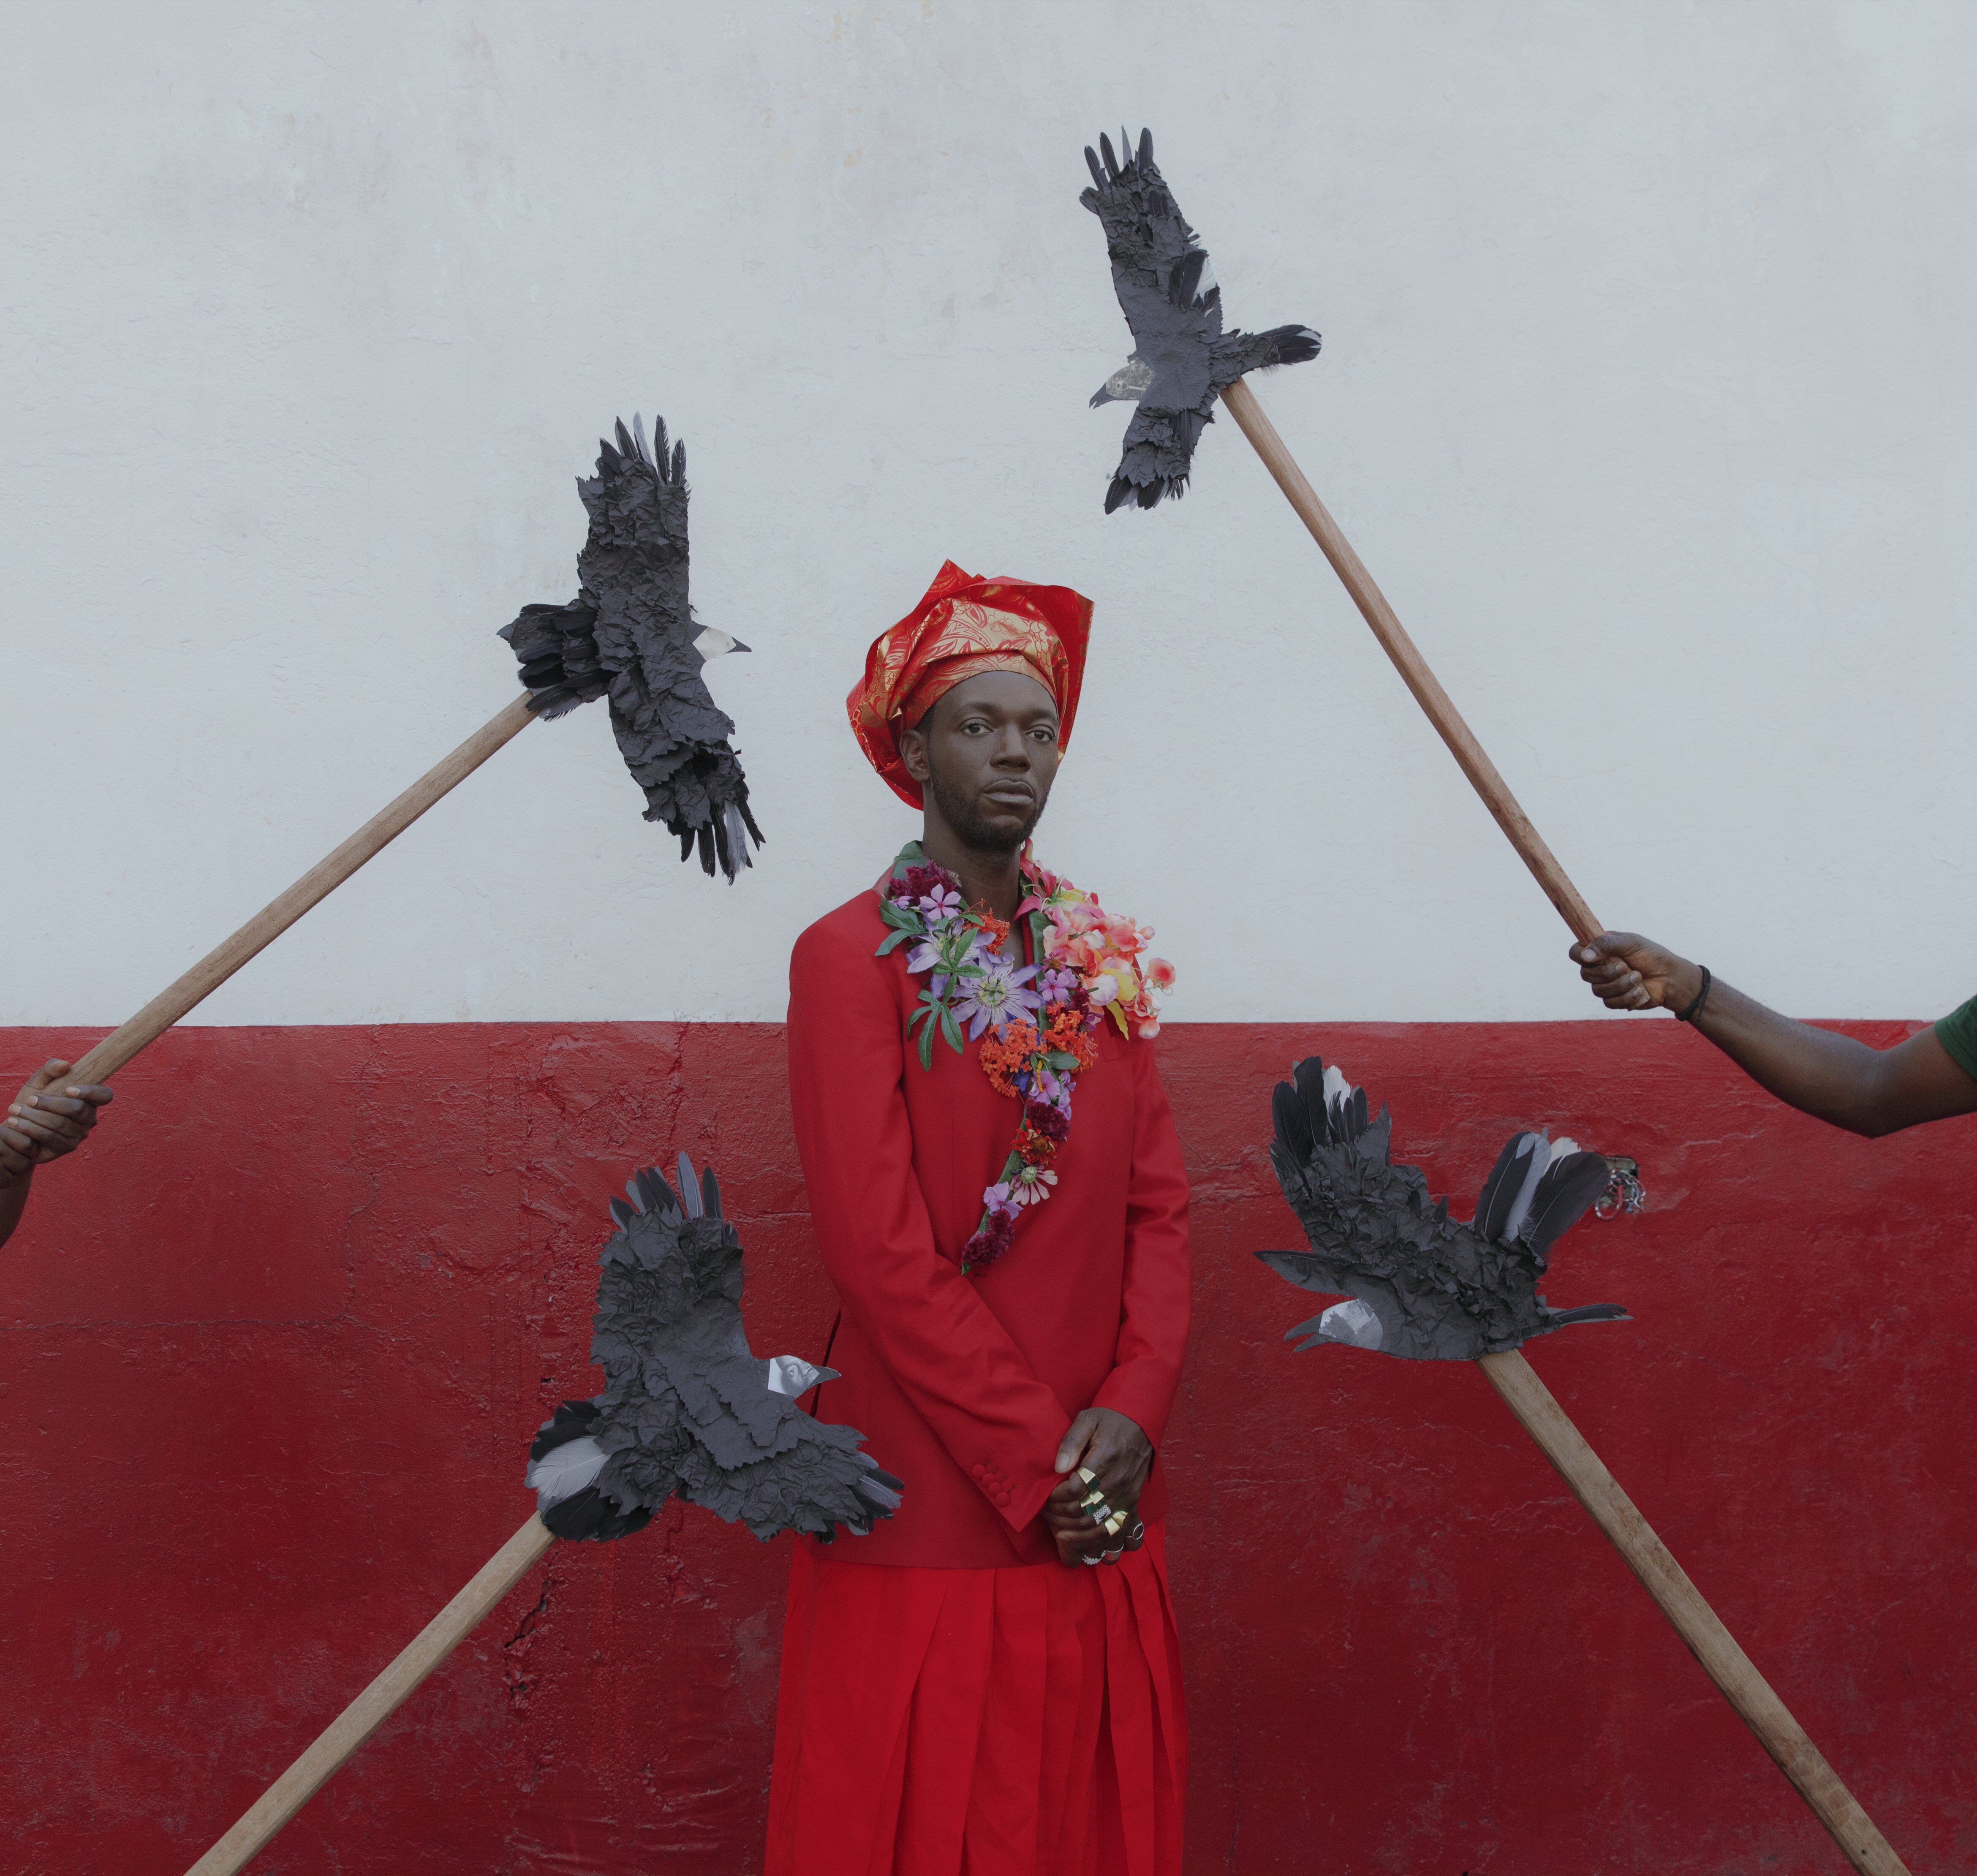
526, 1152, 903, 1543
48, 411, 762, 1107
1246, 1061, 1914, 1876
500, 413, 764, 880
1257, 1056, 1627, 1362
1081, 127, 1321, 511
183, 1151, 900, 1876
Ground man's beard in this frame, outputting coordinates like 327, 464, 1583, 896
926, 764, 1045, 856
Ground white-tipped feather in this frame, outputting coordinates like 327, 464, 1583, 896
1497, 1134, 1548, 1244
1321, 1063, 1355, 1134
526, 1434, 607, 1512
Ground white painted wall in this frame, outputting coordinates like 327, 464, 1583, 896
7, 2, 1974, 1025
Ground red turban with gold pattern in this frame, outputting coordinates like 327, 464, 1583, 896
848, 560, 1094, 807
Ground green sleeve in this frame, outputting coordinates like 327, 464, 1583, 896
1933, 995, 1977, 1081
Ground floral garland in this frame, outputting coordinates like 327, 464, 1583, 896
876, 842, 1173, 1272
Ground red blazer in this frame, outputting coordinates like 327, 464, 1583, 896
787, 886, 1192, 1569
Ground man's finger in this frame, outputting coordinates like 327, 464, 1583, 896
1053, 1411, 1099, 1474
3, 1109, 87, 1145
10, 1093, 98, 1122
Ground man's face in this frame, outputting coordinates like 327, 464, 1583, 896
901, 671, 1061, 854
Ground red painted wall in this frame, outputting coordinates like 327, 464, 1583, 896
4, 1021, 1972, 1874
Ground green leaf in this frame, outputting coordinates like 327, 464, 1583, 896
917, 1021, 936, 1070
939, 1003, 964, 1052
876, 928, 910, 956
880, 900, 920, 932
1044, 1049, 1080, 1071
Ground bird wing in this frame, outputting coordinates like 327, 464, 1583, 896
577, 418, 764, 879
1081, 130, 1220, 336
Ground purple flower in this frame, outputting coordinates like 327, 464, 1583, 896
1029, 1067, 1072, 1112
1036, 965, 1078, 1003
951, 956, 1043, 1039
918, 885, 963, 919
982, 1182, 1022, 1220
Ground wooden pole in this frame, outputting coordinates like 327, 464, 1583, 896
1478, 1349, 1909, 1876
1218, 375, 1600, 943
185, 1514, 555, 1876
68, 695, 537, 1085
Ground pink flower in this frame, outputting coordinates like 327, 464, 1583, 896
1144, 957, 1176, 993
1137, 1019, 1161, 1040
1012, 1166, 1058, 1206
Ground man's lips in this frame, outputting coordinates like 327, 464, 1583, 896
982, 784, 1035, 810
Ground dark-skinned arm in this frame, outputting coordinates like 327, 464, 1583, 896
0, 1060, 113, 1250
1572, 934, 1977, 1138
1038, 1038, 1191, 1566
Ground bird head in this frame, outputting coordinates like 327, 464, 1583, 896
691, 623, 751, 661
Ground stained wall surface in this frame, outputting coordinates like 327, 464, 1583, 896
7, 1021, 1975, 1876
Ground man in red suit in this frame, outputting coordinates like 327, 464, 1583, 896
767, 563, 1192, 1876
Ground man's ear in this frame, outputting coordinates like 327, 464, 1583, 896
899, 725, 930, 782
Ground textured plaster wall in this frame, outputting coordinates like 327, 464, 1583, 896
8, 2, 1977, 1027
6, 1020, 1973, 1874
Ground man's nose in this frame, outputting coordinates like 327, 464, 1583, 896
991, 727, 1032, 767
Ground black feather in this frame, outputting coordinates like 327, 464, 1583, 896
1272, 1077, 1315, 1164
497, 414, 762, 880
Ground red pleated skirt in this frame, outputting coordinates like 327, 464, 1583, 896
764, 1525, 1186, 1876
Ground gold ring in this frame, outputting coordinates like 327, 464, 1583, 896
1076, 1465, 1098, 1488
1102, 1511, 1127, 1537
1086, 1501, 1115, 1528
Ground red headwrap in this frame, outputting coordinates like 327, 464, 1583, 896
848, 560, 1093, 807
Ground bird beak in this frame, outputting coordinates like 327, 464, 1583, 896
1089, 357, 1153, 408
693, 627, 751, 662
